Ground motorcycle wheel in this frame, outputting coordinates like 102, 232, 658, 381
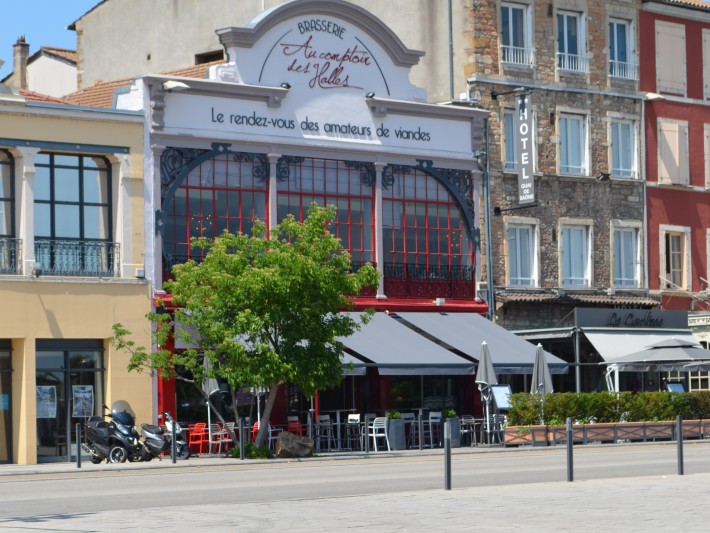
108, 445, 128, 463
89, 454, 104, 464
178, 446, 191, 460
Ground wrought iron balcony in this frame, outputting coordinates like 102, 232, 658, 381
0, 238, 22, 275
383, 263, 474, 299
35, 240, 119, 277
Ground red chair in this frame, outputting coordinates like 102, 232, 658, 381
287, 416, 304, 436
188, 423, 208, 455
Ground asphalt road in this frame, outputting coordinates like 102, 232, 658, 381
1, 443, 709, 531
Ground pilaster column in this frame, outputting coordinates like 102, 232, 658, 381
267, 153, 281, 230
111, 153, 133, 278
14, 146, 40, 276
147, 144, 164, 289
374, 162, 386, 300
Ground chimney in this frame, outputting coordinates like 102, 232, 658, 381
12, 36, 29, 90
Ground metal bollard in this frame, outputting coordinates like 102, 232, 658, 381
238, 418, 245, 460
677, 415, 684, 476
418, 408, 424, 450
567, 417, 574, 481
364, 415, 371, 453
76, 423, 82, 469
444, 419, 452, 490
171, 419, 177, 464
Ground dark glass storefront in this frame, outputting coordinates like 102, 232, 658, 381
0, 341, 11, 463
35, 340, 104, 463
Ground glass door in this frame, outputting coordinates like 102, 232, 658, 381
36, 342, 104, 463
0, 346, 11, 463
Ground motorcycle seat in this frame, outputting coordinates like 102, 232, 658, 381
142, 424, 163, 434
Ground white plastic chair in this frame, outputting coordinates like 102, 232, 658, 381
368, 417, 390, 452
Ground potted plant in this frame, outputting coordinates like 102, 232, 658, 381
442, 409, 461, 448
386, 411, 406, 450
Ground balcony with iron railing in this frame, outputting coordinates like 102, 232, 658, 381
556, 52, 590, 74
163, 255, 474, 300
0, 238, 22, 275
501, 45, 535, 68
35, 240, 120, 277
609, 60, 638, 81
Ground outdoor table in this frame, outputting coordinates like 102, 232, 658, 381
324, 408, 356, 451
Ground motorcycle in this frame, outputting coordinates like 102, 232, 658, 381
82, 400, 143, 463
140, 412, 190, 461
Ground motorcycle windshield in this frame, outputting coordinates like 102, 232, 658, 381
110, 400, 136, 426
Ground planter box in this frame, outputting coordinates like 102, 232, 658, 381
615, 422, 646, 442
547, 425, 585, 445
441, 417, 461, 448
682, 420, 702, 440
644, 422, 674, 441
504, 425, 547, 447
387, 419, 407, 450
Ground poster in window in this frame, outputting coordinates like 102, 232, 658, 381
36, 386, 57, 419
72, 385, 94, 418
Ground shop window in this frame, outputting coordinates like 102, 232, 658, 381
33, 153, 115, 276
0, 342, 11, 464
162, 152, 267, 273
277, 157, 374, 266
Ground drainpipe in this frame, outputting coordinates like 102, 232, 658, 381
641, 97, 649, 296
448, 0, 454, 101
484, 118, 495, 321
574, 327, 581, 394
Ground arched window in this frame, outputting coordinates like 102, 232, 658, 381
277, 158, 374, 265
0, 150, 17, 274
163, 153, 267, 272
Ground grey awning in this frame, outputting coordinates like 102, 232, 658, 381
397, 312, 568, 375
341, 352, 367, 376
339, 312, 475, 375
584, 329, 700, 364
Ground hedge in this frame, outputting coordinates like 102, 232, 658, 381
506, 391, 710, 426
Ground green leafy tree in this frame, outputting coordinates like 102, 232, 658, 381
112, 205, 378, 448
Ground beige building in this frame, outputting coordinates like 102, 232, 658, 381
0, 87, 152, 464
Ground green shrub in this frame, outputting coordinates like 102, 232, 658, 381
228, 442, 272, 459
507, 391, 703, 425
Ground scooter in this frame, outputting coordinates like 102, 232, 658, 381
140, 412, 190, 461
82, 400, 143, 463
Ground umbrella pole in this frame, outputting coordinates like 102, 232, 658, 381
485, 397, 491, 445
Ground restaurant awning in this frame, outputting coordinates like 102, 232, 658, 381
396, 312, 568, 374
341, 352, 367, 376
339, 312, 475, 375
584, 329, 699, 364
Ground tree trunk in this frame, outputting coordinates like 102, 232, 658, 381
255, 382, 281, 448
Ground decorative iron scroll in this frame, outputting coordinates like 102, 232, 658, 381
233, 152, 270, 181
344, 161, 376, 187
381, 164, 411, 190
276, 155, 305, 182
160, 147, 208, 187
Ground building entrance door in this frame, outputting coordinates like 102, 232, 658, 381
35, 341, 104, 463
0, 344, 11, 463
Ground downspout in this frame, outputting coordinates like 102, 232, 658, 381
641, 97, 649, 296
574, 327, 581, 394
484, 117, 495, 320
448, 0, 454, 101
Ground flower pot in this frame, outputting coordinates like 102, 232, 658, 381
441, 417, 461, 448
387, 418, 406, 450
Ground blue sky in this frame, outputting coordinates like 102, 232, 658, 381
0, 1, 99, 79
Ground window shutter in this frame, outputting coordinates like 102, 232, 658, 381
680, 123, 689, 186
704, 30, 710, 99
656, 21, 686, 95
658, 121, 680, 183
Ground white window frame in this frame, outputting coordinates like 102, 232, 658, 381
609, 115, 638, 179
558, 111, 589, 176
559, 219, 593, 288
611, 220, 642, 289
656, 20, 686, 96
706, 228, 710, 289
505, 216, 539, 288
657, 118, 689, 186
705, 124, 710, 189
659, 224, 691, 291
557, 10, 588, 73
609, 18, 637, 80
501, 2, 534, 67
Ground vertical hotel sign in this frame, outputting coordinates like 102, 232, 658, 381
516, 92, 534, 204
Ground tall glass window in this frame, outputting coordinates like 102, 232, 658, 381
501, 3, 532, 66
503, 111, 517, 171
562, 226, 590, 287
614, 228, 639, 288
609, 19, 636, 79
611, 120, 636, 178
0, 150, 17, 274
507, 224, 536, 287
277, 158, 374, 265
162, 152, 267, 272
560, 114, 586, 175
34, 153, 113, 276
557, 11, 586, 72
0, 342, 11, 464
